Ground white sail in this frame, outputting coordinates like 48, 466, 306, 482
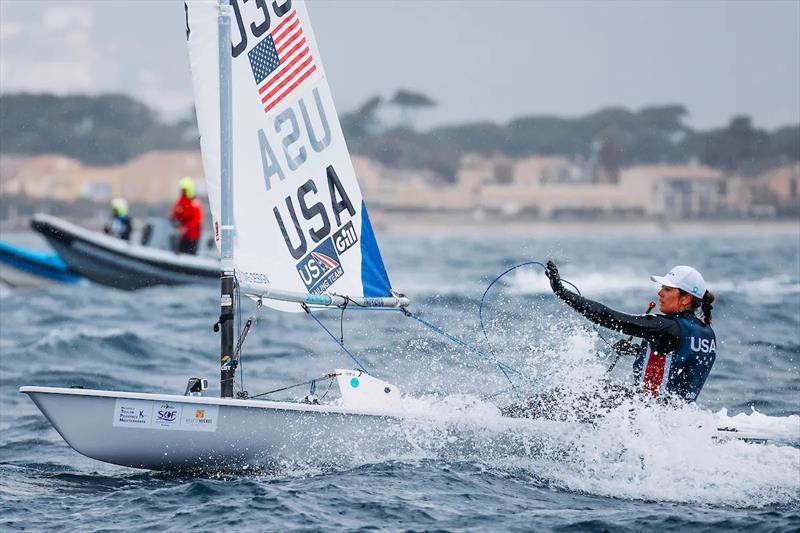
186, 0, 392, 312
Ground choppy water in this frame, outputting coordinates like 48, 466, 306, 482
1, 230, 799, 531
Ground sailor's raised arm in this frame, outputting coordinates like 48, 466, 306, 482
545, 260, 679, 342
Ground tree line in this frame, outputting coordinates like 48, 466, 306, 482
1, 92, 797, 181
0, 93, 197, 165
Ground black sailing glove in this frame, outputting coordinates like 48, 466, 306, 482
612, 339, 641, 357
545, 260, 565, 295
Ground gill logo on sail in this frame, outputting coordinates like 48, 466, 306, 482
332, 221, 358, 254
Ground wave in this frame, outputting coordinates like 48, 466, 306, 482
15, 327, 208, 372
396, 265, 799, 307
393, 396, 800, 508
11, 370, 146, 392
175, 388, 798, 508
715, 408, 800, 444
505, 268, 800, 299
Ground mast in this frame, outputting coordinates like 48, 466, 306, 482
218, 0, 235, 398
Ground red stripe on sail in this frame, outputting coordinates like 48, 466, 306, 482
261, 54, 313, 103
264, 65, 317, 113
250, 9, 317, 115
312, 252, 338, 269
276, 28, 304, 55
273, 18, 300, 45
259, 46, 310, 95
271, 10, 297, 37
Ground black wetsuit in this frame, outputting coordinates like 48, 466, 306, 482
556, 288, 682, 356
556, 287, 716, 401
502, 288, 716, 420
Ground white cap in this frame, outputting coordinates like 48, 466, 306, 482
650, 265, 706, 298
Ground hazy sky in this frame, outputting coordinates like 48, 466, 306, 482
1, 0, 798, 130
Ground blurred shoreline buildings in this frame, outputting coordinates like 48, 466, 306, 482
0, 150, 798, 228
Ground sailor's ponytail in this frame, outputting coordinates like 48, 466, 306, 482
700, 291, 715, 326
690, 290, 715, 325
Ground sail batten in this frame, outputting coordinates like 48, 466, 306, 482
187, 0, 398, 312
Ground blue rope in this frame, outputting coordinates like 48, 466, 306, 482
306, 308, 370, 373
306, 300, 558, 399
303, 260, 614, 399
478, 261, 613, 352
403, 310, 522, 388
403, 309, 574, 400
307, 302, 525, 393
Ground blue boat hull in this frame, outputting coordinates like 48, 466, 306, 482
0, 240, 81, 286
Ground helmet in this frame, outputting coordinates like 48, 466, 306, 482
179, 176, 195, 199
110, 197, 128, 217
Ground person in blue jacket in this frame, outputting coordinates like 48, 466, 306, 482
103, 198, 132, 241
546, 261, 717, 402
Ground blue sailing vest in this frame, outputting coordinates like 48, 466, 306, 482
634, 315, 716, 402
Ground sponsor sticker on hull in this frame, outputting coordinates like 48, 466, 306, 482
113, 400, 152, 427
112, 399, 219, 432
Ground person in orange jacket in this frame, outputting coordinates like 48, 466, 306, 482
170, 177, 203, 255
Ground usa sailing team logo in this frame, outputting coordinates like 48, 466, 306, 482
296, 238, 344, 294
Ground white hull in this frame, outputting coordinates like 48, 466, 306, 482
21, 386, 413, 471
22, 385, 791, 472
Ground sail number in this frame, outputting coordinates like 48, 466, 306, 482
231, 0, 292, 58
274, 165, 355, 260
258, 87, 356, 260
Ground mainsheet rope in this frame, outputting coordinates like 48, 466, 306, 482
478, 260, 614, 355
401, 309, 522, 388
304, 304, 370, 373
238, 260, 613, 397
307, 260, 612, 392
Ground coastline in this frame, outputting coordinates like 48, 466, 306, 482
2, 214, 798, 239
370, 212, 800, 237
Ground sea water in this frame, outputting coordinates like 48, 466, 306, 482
1, 230, 798, 531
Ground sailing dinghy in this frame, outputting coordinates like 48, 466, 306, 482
21, 0, 415, 470
20, 1, 790, 471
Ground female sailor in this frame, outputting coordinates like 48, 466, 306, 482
546, 261, 717, 402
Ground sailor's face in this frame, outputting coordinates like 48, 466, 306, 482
658, 285, 690, 313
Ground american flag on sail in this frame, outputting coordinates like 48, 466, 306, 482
247, 10, 317, 114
